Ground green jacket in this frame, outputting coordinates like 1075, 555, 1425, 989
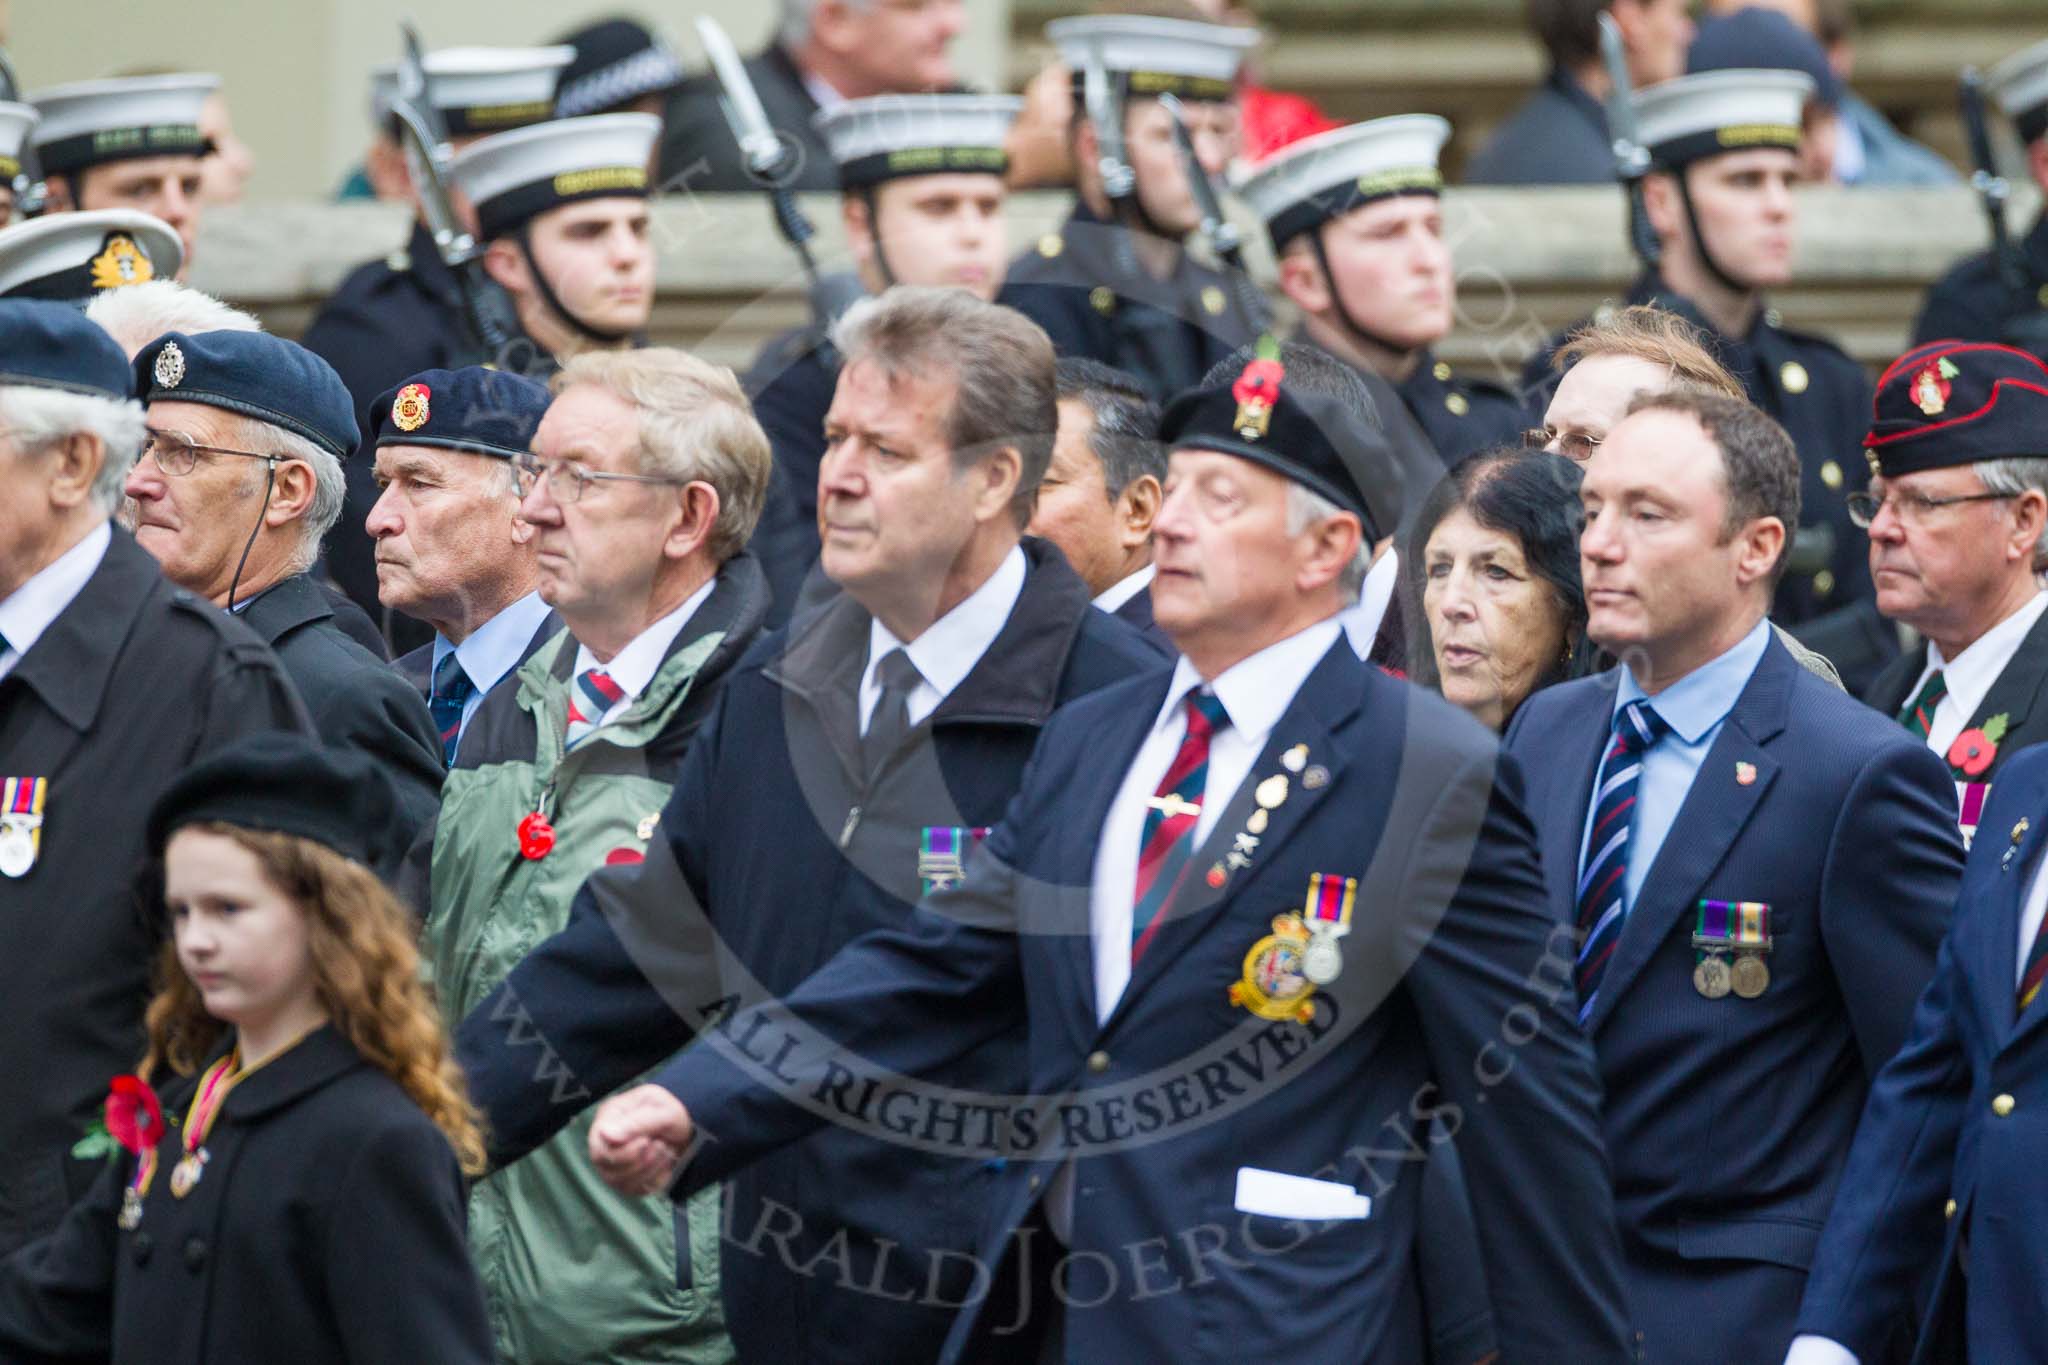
420, 558, 767, 1365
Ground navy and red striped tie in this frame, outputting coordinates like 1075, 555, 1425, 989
565, 668, 625, 747
1132, 691, 1230, 964
1574, 699, 1668, 1022
429, 653, 474, 768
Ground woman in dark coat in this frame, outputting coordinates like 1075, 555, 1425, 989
0, 734, 494, 1365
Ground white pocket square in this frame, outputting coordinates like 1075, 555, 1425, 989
1233, 1166, 1372, 1221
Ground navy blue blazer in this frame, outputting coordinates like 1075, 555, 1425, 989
1797, 743, 2048, 1363
649, 637, 1633, 1364
1504, 635, 1965, 1364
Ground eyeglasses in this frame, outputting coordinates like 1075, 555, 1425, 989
511, 451, 686, 504
139, 429, 279, 477
1845, 488, 2017, 529
1521, 426, 1602, 462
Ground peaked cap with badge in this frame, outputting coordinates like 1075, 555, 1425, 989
28, 74, 217, 179
133, 330, 361, 460
448, 111, 660, 241
366, 365, 551, 460
0, 209, 180, 302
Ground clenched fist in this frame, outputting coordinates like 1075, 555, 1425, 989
589, 1084, 695, 1196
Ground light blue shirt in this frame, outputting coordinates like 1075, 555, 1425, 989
1579, 617, 1773, 913
430, 591, 553, 743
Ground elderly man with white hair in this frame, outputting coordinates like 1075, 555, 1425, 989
123, 329, 443, 865
0, 300, 307, 1255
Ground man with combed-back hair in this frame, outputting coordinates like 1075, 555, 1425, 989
124, 329, 442, 871
454, 285, 1156, 1365
0, 300, 308, 1256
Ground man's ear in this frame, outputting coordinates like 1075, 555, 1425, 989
263, 459, 318, 528
43, 432, 105, 512
664, 481, 722, 562
1117, 473, 1162, 549
1295, 510, 1363, 596
1641, 171, 1683, 245
40, 173, 77, 213
480, 237, 528, 294
1275, 240, 1331, 317
1736, 516, 1788, 592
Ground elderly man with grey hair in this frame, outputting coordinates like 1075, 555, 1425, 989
0, 301, 308, 1254
123, 329, 442, 867
657, 0, 964, 190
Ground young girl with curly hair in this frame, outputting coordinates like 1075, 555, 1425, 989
0, 733, 495, 1364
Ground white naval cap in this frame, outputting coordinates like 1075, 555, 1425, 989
0, 102, 37, 183
28, 74, 217, 178
1633, 68, 1814, 170
1237, 115, 1451, 250
1989, 36, 2048, 144
0, 209, 181, 301
371, 45, 574, 137
1046, 15, 1258, 102
816, 94, 1024, 189
449, 112, 660, 239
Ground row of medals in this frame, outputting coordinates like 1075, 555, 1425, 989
1693, 950, 1769, 1000
118, 1149, 210, 1230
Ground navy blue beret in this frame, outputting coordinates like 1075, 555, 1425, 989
132, 330, 361, 459
1159, 349, 1391, 544
0, 297, 133, 399
1688, 7, 1841, 108
147, 731, 402, 871
1865, 340, 2048, 478
365, 366, 551, 461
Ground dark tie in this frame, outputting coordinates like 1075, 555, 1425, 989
1574, 699, 1670, 1022
862, 648, 923, 781
2020, 904, 2048, 1018
1898, 669, 1948, 740
429, 653, 475, 767
1132, 690, 1231, 964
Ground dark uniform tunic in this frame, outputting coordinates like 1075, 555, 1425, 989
1525, 276, 1882, 676
1912, 214, 2048, 364
1003, 200, 1255, 402
0, 1027, 494, 1364
235, 573, 443, 874
1394, 349, 1532, 464
0, 529, 308, 1256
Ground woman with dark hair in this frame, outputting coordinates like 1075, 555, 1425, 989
1404, 446, 1593, 730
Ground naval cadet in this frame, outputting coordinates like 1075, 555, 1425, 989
1002, 13, 1259, 402
303, 45, 574, 652
360, 366, 557, 764
0, 301, 309, 1255
455, 287, 1156, 1365
28, 74, 215, 272
1522, 67, 1881, 681
745, 91, 1023, 620
1504, 391, 1965, 1364
1241, 114, 1530, 463
1857, 342, 2048, 844
583, 338, 1635, 1363
1912, 35, 2048, 363
124, 329, 443, 873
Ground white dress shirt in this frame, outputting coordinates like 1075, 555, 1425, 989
858, 545, 1026, 735
0, 522, 110, 682
1903, 590, 2048, 761
1091, 563, 1154, 615
1087, 617, 1342, 1023
430, 590, 552, 736
1337, 548, 1398, 660
567, 577, 716, 730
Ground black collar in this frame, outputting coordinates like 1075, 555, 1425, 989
219, 1025, 369, 1121
235, 573, 335, 647
5, 526, 159, 733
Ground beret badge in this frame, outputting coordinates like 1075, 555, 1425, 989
1911, 357, 1959, 417
152, 341, 185, 390
1232, 336, 1285, 443
392, 383, 432, 433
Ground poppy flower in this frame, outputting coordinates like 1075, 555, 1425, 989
1947, 714, 2010, 778
105, 1076, 165, 1156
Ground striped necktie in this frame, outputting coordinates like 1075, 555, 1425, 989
1898, 669, 1947, 741
1574, 699, 1670, 1023
2020, 893, 2048, 1017
429, 653, 475, 768
565, 668, 625, 748
1132, 690, 1230, 964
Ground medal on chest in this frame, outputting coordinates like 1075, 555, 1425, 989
171, 1052, 244, 1200
1692, 899, 1772, 1000
0, 777, 48, 878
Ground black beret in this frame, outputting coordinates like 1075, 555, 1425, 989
1158, 348, 1388, 543
133, 330, 361, 460
0, 297, 134, 399
1864, 340, 2048, 479
366, 366, 551, 461
146, 732, 403, 871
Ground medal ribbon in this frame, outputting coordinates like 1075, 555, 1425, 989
917, 826, 990, 895
127, 1148, 159, 1203
180, 1052, 242, 1168
1693, 899, 1771, 954
1305, 873, 1356, 931
3, 776, 45, 817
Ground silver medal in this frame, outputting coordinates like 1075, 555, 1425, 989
1301, 933, 1344, 986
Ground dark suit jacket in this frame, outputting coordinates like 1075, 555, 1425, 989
658, 44, 836, 193
1863, 606, 2048, 797
0, 529, 309, 1256
239, 573, 443, 871
1796, 745, 2048, 1364
1462, 68, 1615, 186
1107, 584, 1172, 657
1504, 635, 1966, 1364
644, 636, 1633, 1363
